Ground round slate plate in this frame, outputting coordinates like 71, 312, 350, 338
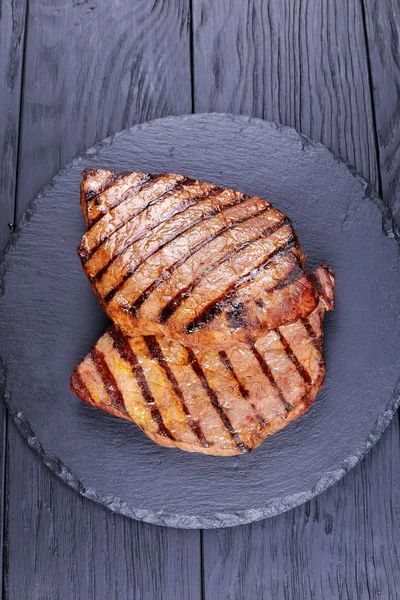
1, 114, 400, 529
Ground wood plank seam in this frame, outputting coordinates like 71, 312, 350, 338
12, 0, 31, 231
359, 0, 384, 197
0, 403, 7, 600
189, 0, 196, 113
200, 529, 205, 600
189, 5, 204, 596
1, 432, 9, 600
1, 0, 30, 597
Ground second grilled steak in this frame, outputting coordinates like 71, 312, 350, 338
78, 169, 318, 350
71, 266, 334, 456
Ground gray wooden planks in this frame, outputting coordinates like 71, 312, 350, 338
193, 1, 400, 597
14, 0, 192, 221
6, 433, 201, 599
0, 0, 27, 251
0, 398, 6, 599
2, 0, 400, 597
4, 1, 201, 599
0, 1, 28, 597
193, 0, 378, 182
202, 422, 400, 600
362, 0, 400, 222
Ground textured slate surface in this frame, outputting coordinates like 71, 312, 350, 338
1, 0, 400, 597
1, 113, 400, 529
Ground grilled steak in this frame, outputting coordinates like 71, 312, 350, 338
71, 266, 334, 456
78, 169, 318, 350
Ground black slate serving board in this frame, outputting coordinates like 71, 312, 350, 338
0, 113, 399, 529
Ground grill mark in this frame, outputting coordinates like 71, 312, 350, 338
275, 329, 313, 386
130, 200, 273, 316
186, 348, 249, 453
84, 172, 122, 202
70, 367, 96, 407
301, 316, 323, 354
266, 262, 303, 292
218, 351, 250, 398
108, 328, 175, 440
160, 218, 291, 325
104, 191, 250, 304
250, 345, 293, 413
87, 173, 154, 229
310, 272, 329, 306
144, 336, 209, 447
89, 183, 219, 279
218, 351, 267, 429
89, 347, 129, 415
183, 235, 297, 334
80, 176, 190, 263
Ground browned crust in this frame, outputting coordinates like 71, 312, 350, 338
72, 172, 336, 455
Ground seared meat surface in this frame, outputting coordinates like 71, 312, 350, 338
71, 266, 334, 456
78, 169, 318, 349
72, 169, 335, 455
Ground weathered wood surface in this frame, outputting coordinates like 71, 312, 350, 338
2, 1, 201, 599
193, 1, 400, 598
5, 446, 201, 599
0, 0, 27, 252
0, 1, 28, 597
362, 0, 400, 223
1, 0, 400, 598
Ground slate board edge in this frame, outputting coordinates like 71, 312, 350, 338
0, 113, 399, 529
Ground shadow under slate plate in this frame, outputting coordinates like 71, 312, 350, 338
0, 114, 399, 529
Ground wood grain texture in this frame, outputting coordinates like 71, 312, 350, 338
0, 397, 6, 599
14, 0, 192, 221
0, 1, 28, 597
0, 0, 27, 251
4, 1, 200, 599
362, 0, 400, 221
193, 0, 379, 185
5, 434, 201, 599
194, 1, 400, 597
203, 422, 400, 600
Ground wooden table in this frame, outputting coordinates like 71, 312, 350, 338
1, 1, 400, 598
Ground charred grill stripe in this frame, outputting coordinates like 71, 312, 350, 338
218, 351, 267, 428
130, 201, 274, 315
84, 172, 122, 202
160, 218, 291, 325
70, 367, 96, 407
266, 262, 304, 292
186, 348, 249, 453
144, 336, 209, 447
301, 316, 323, 354
108, 328, 175, 440
89, 347, 129, 415
87, 173, 154, 229
275, 330, 313, 386
310, 272, 329, 307
218, 351, 250, 398
80, 176, 191, 263
183, 235, 297, 335
88, 183, 220, 279
104, 191, 251, 304
250, 345, 293, 412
